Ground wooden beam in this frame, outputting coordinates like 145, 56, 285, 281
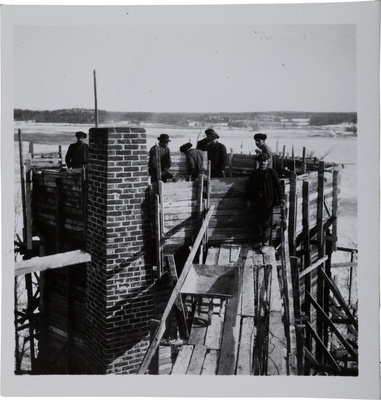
305, 321, 341, 371
138, 206, 215, 375
306, 291, 358, 361
299, 256, 328, 278
331, 261, 358, 269
15, 249, 91, 276
319, 268, 358, 329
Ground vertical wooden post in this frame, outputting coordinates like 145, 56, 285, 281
290, 256, 304, 375
302, 180, 311, 373
282, 145, 286, 168
93, 70, 98, 128
288, 173, 297, 257
332, 169, 339, 251
18, 129, 28, 245
25, 273, 36, 371
29, 141, 34, 157
158, 180, 164, 238
316, 161, 326, 364
55, 178, 63, 253
25, 158, 33, 250
291, 145, 295, 172
228, 148, 233, 177
67, 265, 74, 373
58, 145, 62, 168
155, 194, 163, 277
301, 147, 307, 174
198, 175, 204, 264
206, 161, 212, 244
155, 145, 161, 182
149, 319, 160, 374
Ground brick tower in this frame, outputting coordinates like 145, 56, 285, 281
85, 127, 154, 374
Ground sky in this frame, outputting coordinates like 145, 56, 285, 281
13, 9, 357, 113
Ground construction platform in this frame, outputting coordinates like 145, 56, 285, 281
155, 243, 291, 375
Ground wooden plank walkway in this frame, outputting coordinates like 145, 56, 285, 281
160, 243, 287, 375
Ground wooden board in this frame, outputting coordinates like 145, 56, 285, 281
267, 263, 287, 375
236, 316, 256, 375
217, 245, 231, 265
15, 250, 91, 277
201, 350, 219, 375
217, 246, 245, 375
171, 345, 194, 375
205, 306, 225, 350
205, 247, 220, 265
229, 245, 241, 264
186, 344, 207, 375
188, 308, 209, 345
241, 260, 255, 317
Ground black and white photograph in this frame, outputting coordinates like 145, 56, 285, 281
1, 2, 379, 398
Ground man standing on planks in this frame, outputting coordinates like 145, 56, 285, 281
179, 142, 204, 181
197, 128, 227, 178
254, 132, 273, 168
65, 131, 89, 169
148, 133, 173, 183
246, 152, 286, 254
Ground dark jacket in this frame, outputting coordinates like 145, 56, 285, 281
148, 145, 172, 181
186, 149, 204, 179
256, 143, 273, 168
65, 141, 89, 168
246, 167, 283, 208
208, 141, 227, 177
196, 137, 210, 152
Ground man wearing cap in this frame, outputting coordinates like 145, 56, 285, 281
254, 133, 273, 168
180, 142, 204, 181
198, 128, 227, 178
196, 128, 215, 151
246, 152, 286, 254
149, 134, 173, 182
65, 131, 89, 169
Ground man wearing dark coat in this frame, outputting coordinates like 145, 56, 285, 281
246, 152, 285, 254
254, 132, 273, 168
65, 131, 89, 169
199, 129, 227, 178
179, 142, 204, 180
149, 133, 173, 182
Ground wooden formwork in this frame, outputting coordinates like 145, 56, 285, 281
147, 149, 357, 376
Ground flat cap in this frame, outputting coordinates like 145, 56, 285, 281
75, 131, 87, 139
205, 128, 219, 139
257, 152, 270, 161
180, 142, 193, 153
254, 133, 267, 141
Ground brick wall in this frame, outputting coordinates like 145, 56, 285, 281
85, 127, 154, 374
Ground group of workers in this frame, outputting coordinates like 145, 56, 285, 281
65, 128, 285, 254
147, 128, 285, 254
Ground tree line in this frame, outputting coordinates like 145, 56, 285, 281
14, 108, 357, 126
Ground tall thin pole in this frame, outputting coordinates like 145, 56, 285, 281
93, 70, 98, 128
18, 129, 27, 244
